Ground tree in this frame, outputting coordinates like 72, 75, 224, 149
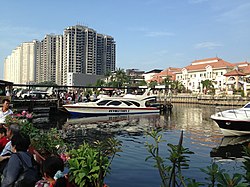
115, 68, 129, 87
95, 79, 106, 87
149, 81, 158, 88
201, 79, 214, 94
161, 76, 172, 88
171, 80, 185, 93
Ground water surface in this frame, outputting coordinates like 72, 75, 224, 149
63, 104, 247, 186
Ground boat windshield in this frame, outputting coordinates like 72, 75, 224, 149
243, 103, 250, 108
129, 101, 140, 107
97, 100, 112, 106
107, 101, 122, 106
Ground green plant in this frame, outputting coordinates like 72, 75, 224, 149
145, 129, 194, 187
145, 129, 250, 187
217, 173, 247, 187
242, 146, 250, 183
68, 137, 122, 187
31, 128, 66, 156
6, 111, 67, 157
200, 162, 225, 187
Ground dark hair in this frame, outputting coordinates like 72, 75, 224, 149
0, 128, 7, 135
42, 156, 66, 187
11, 133, 31, 152
2, 99, 10, 104
8, 124, 20, 136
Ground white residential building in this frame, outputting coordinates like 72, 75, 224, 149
143, 69, 162, 82
4, 40, 39, 84
63, 25, 116, 85
37, 34, 63, 84
175, 57, 235, 93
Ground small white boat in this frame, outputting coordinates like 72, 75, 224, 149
63, 90, 160, 117
211, 102, 250, 136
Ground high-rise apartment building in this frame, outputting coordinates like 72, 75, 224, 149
55, 35, 64, 85
37, 34, 63, 84
3, 25, 116, 86
4, 40, 39, 84
63, 25, 116, 85
63, 25, 96, 85
96, 34, 116, 75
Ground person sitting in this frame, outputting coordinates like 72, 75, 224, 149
35, 156, 71, 187
0, 99, 13, 124
0, 124, 20, 156
0, 124, 20, 175
0, 128, 9, 153
1, 132, 40, 187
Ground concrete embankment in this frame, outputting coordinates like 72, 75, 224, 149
158, 94, 250, 106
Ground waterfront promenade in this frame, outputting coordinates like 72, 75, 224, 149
158, 94, 250, 106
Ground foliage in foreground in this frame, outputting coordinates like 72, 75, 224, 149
68, 138, 122, 187
5, 112, 66, 156
145, 129, 250, 187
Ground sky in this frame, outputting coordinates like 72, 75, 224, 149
0, 0, 250, 80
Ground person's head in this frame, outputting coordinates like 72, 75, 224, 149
42, 156, 64, 178
11, 133, 31, 152
42, 156, 66, 186
5, 124, 20, 139
2, 99, 10, 111
0, 128, 7, 139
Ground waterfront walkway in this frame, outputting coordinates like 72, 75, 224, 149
158, 94, 250, 106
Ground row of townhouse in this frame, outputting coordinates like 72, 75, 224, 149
149, 57, 250, 95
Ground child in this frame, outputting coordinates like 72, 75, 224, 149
0, 127, 9, 153
35, 156, 71, 187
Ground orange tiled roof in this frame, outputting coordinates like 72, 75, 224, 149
192, 57, 221, 63
184, 57, 234, 71
234, 61, 249, 66
148, 67, 181, 83
224, 69, 246, 76
240, 65, 250, 74
233, 62, 250, 75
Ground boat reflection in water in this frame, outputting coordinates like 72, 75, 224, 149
210, 136, 250, 160
63, 113, 161, 145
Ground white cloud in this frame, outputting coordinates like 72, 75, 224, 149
145, 31, 175, 37
194, 42, 223, 49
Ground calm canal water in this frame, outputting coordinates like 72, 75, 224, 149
61, 103, 247, 187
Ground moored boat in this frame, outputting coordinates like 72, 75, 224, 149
211, 102, 250, 136
63, 90, 160, 117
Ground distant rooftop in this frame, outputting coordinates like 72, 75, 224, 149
145, 69, 163, 74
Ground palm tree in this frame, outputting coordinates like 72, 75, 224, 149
149, 81, 158, 88
105, 71, 112, 84
95, 79, 106, 87
171, 80, 185, 93
201, 79, 214, 94
114, 68, 129, 87
161, 76, 172, 88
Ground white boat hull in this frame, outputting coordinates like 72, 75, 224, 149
64, 105, 159, 116
211, 114, 250, 136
